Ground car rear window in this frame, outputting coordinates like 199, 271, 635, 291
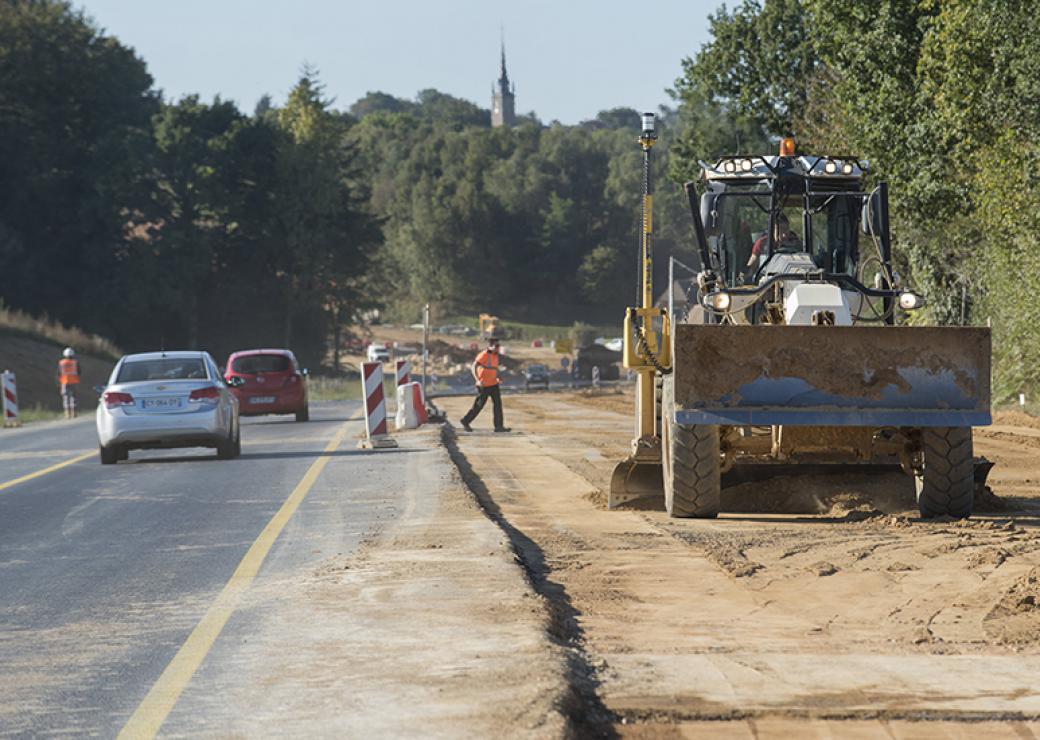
117, 359, 208, 383
528, 365, 547, 372
231, 355, 292, 374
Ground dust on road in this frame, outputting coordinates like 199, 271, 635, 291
440, 388, 1040, 737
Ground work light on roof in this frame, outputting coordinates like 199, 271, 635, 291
740, 158, 753, 172
842, 162, 855, 175
824, 160, 837, 174
724, 160, 736, 173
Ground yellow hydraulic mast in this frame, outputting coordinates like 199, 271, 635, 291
611, 112, 671, 504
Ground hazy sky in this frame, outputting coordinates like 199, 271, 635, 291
76, 1, 721, 123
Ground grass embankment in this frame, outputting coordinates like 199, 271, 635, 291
0, 304, 121, 361
0, 306, 119, 421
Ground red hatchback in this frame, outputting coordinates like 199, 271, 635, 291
224, 349, 309, 422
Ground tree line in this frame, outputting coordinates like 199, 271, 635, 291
3, 0, 1037, 397
670, 0, 1040, 399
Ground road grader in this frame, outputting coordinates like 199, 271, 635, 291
611, 114, 991, 519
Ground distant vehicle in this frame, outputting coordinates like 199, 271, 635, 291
366, 344, 391, 363
224, 349, 309, 422
524, 363, 550, 390
96, 351, 240, 464
573, 344, 622, 381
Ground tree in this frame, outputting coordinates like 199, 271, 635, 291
143, 96, 244, 347
272, 69, 378, 356
680, 0, 817, 137
0, 0, 157, 337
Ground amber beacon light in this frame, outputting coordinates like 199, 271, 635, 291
779, 136, 796, 156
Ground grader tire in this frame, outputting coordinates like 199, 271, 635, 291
663, 378, 720, 518
916, 427, 974, 519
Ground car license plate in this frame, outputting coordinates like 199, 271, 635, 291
250, 396, 276, 404
142, 397, 181, 409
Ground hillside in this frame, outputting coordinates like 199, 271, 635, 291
0, 332, 115, 415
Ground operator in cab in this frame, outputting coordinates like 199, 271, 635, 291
746, 212, 801, 275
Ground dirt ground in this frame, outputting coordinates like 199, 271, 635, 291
340, 324, 567, 377
439, 388, 1040, 737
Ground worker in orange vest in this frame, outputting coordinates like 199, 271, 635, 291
58, 347, 81, 419
460, 335, 510, 433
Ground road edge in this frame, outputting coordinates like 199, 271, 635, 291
440, 423, 617, 739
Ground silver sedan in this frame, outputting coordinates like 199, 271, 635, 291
95, 351, 240, 464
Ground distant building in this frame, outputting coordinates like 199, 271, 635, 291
491, 41, 516, 128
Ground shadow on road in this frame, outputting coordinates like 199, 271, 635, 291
126, 448, 413, 464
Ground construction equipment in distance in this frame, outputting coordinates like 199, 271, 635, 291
610, 124, 992, 519
478, 313, 500, 339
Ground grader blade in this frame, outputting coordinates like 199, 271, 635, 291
671, 325, 991, 428
609, 459, 663, 507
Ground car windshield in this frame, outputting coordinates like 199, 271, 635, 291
232, 355, 291, 374
117, 358, 208, 383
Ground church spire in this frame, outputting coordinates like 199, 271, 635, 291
499, 32, 509, 84
491, 29, 516, 128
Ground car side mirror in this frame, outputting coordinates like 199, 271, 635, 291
302, 368, 309, 376
226, 376, 245, 388
93, 384, 105, 395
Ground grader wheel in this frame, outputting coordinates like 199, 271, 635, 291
662, 377, 721, 518
916, 427, 974, 519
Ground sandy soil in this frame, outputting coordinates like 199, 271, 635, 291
439, 389, 1040, 737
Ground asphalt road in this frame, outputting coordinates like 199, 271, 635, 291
0, 400, 414, 736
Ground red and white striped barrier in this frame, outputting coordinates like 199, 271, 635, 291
412, 382, 428, 425
2, 370, 20, 428
358, 362, 397, 449
395, 359, 411, 387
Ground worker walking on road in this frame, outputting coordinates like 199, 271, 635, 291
58, 347, 81, 419
460, 335, 510, 433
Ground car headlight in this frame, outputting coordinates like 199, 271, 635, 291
704, 291, 731, 311
898, 291, 924, 310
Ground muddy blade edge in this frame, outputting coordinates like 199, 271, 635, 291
609, 460, 663, 507
672, 325, 992, 428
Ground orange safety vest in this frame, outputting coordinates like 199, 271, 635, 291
59, 358, 80, 385
475, 349, 500, 387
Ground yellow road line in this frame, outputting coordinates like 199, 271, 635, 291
118, 418, 356, 739
0, 450, 95, 493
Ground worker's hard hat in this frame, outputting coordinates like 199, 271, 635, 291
63, 347, 75, 358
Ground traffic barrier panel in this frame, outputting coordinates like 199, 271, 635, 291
412, 382, 428, 425
358, 362, 398, 449
395, 359, 411, 387
2, 371, 21, 428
